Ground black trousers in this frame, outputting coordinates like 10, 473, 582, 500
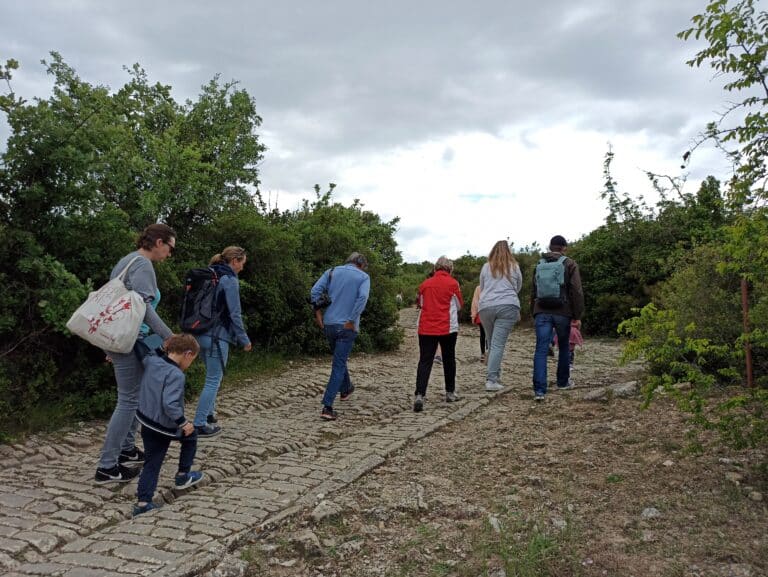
479, 323, 487, 355
416, 332, 458, 396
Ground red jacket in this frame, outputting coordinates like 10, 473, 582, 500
418, 271, 464, 335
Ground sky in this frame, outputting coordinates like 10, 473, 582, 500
0, 0, 735, 262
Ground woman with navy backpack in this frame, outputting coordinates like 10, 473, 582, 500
192, 246, 252, 437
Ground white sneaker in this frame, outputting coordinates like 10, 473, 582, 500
559, 379, 575, 390
485, 381, 503, 392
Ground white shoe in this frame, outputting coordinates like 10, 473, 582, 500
485, 381, 503, 392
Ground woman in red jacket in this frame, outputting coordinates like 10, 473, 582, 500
414, 257, 464, 412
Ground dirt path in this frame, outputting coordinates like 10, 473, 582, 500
0, 308, 765, 577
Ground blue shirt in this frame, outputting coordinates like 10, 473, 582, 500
310, 264, 370, 331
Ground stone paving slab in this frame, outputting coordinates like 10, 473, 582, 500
0, 309, 519, 576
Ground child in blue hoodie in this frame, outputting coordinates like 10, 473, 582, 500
134, 334, 203, 517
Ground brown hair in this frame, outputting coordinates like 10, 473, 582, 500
163, 334, 200, 355
137, 223, 177, 251
488, 240, 518, 280
210, 246, 247, 266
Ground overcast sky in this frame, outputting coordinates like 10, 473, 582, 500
1, 0, 734, 262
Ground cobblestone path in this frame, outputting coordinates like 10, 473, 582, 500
0, 308, 620, 577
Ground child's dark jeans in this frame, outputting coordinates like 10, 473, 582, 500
136, 427, 197, 503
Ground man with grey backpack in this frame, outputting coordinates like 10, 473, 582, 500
530, 235, 584, 402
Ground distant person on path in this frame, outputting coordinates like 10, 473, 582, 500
554, 318, 584, 370
94, 224, 176, 485
134, 334, 203, 516
310, 252, 371, 421
470, 284, 488, 362
531, 235, 584, 401
192, 246, 252, 438
478, 240, 523, 392
414, 257, 464, 412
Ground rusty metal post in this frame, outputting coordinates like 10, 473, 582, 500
741, 277, 753, 388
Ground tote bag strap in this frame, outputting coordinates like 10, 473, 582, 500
115, 255, 145, 283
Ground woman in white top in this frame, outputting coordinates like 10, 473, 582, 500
478, 240, 523, 391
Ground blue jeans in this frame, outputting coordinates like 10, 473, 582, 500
533, 313, 572, 395
193, 335, 229, 427
478, 304, 520, 384
98, 347, 143, 469
136, 427, 197, 503
322, 324, 357, 407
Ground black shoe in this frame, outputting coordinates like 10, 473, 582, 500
118, 447, 145, 465
321, 406, 338, 421
195, 424, 222, 438
94, 464, 141, 484
206, 413, 218, 424
340, 384, 355, 401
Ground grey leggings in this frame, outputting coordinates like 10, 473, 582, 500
97, 350, 143, 469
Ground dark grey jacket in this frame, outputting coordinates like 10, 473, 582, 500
136, 355, 189, 437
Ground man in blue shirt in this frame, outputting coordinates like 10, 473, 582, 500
310, 252, 371, 420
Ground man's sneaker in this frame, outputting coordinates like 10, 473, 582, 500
445, 391, 460, 403
414, 394, 424, 412
534, 393, 546, 402
485, 381, 504, 392
340, 384, 355, 400
195, 424, 222, 438
132, 502, 161, 517
94, 464, 141, 484
118, 447, 145, 465
558, 379, 575, 390
321, 406, 338, 421
175, 471, 204, 489
206, 413, 218, 424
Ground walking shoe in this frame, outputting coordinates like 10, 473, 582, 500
445, 391, 460, 403
321, 406, 338, 421
175, 471, 204, 489
206, 413, 218, 424
558, 379, 575, 390
118, 446, 145, 465
195, 424, 222, 438
94, 464, 141, 484
485, 381, 504, 392
132, 502, 161, 517
534, 393, 546, 402
434, 355, 443, 365
340, 384, 355, 400
413, 394, 424, 412
548, 346, 555, 357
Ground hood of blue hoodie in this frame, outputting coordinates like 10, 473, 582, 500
211, 263, 236, 278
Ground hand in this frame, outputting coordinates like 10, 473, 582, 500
343, 321, 355, 330
181, 422, 194, 436
243, 343, 253, 352
314, 309, 324, 329
105, 355, 113, 364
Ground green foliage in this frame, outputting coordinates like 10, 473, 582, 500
679, 0, 768, 205
0, 57, 403, 438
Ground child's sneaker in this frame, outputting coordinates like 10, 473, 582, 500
175, 471, 204, 489
132, 502, 161, 517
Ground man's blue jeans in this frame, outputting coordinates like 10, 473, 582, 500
533, 313, 572, 395
323, 324, 357, 407
193, 335, 229, 427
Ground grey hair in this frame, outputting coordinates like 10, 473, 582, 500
345, 252, 368, 269
434, 256, 453, 272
